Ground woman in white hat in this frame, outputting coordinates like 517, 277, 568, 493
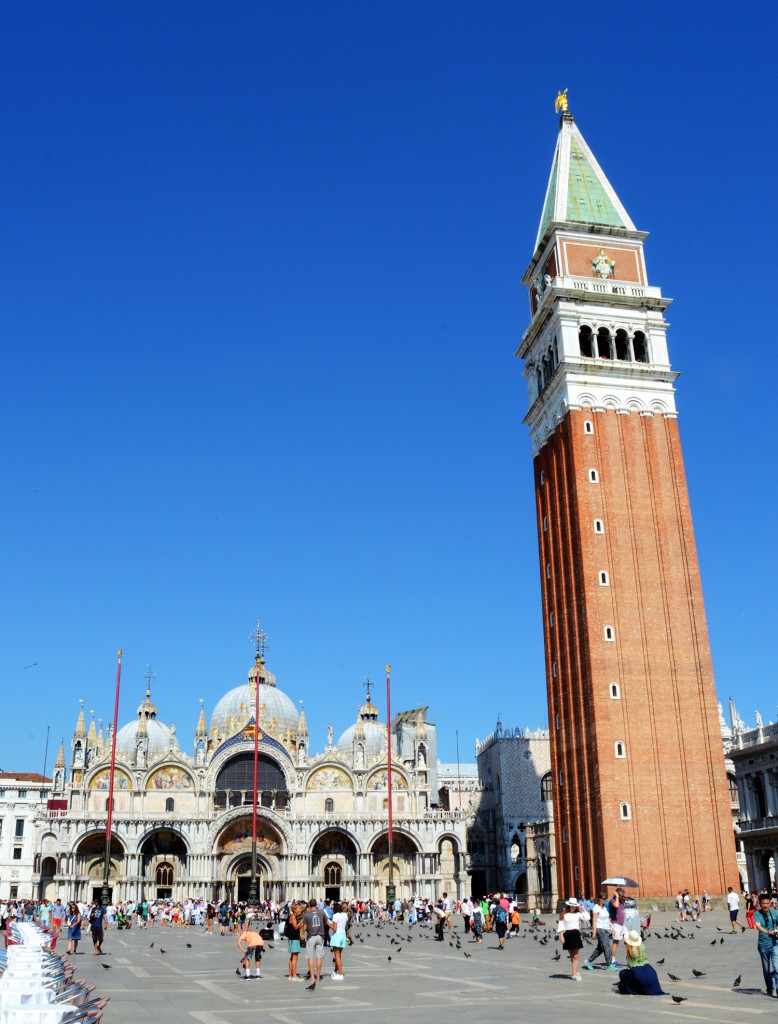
557, 898, 591, 980
616, 929, 665, 995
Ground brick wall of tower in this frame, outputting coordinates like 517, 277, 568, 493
535, 407, 738, 898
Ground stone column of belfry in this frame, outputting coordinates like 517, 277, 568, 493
517, 103, 738, 898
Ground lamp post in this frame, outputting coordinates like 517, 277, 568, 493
247, 621, 268, 907
385, 664, 395, 908
102, 649, 123, 907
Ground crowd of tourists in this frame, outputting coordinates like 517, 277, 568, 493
4, 886, 778, 999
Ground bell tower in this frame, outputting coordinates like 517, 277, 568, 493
518, 100, 737, 897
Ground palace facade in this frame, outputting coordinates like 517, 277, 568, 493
34, 653, 468, 904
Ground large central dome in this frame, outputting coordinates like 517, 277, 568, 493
210, 655, 299, 741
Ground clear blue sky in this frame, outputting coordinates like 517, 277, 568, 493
2, 2, 776, 773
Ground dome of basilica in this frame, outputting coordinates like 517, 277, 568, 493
115, 688, 173, 760
337, 693, 386, 760
209, 655, 300, 741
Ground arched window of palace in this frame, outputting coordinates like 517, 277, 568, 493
540, 773, 553, 802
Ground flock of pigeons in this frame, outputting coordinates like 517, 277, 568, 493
94, 916, 753, 1007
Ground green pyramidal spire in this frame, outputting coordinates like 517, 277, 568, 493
536, 112, 635, 250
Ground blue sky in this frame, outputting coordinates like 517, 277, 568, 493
2, 2, 776, 773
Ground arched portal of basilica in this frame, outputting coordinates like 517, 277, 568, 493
34, 650, 470, 903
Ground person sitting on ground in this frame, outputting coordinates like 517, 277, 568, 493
616, 930, 665, 995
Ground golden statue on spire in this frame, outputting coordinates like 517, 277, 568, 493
555, 89, 569, 114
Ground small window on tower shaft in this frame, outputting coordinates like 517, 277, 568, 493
599, 571, 609, 586
546, 563, 551, 579
549, 612, 554, 627
589, 469, 599, 483
584, 420, 594, 434
594, 519, 604, 534
540, 470, 545, 485
552, 661, 557, 678
574, 865, 579, 880
615, 741, 626, 758
610, 683, 620, 699
543, 516, 548, 531
604, 625, 615, 641
620, 802, 631, 820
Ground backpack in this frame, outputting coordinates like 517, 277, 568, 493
498, 908, 507, 924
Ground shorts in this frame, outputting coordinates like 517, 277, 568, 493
729, 909, 739, 921
611, 923, 625, 941
563, 928, 583, 951
331, 932, 347, 948
306, 934, 324, 958
495, 921, 507, 937
287, 939, 301, 953
243, 945, 262, 961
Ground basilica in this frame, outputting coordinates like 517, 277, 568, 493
34, 652, 468, 905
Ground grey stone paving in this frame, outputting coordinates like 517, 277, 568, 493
62, 911, 772, 1024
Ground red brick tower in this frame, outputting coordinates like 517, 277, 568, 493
518, 107, 737, 898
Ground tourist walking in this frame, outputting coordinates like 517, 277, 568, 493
303, 899, 327, 990
558, 898, 590, 981
88, 902, 105, 955
66, 903, 82, 955
328, 901, 349, 981
584, 894, 614, 970
727, 887, 746, 933
285, 901, 303, 981
754, 893, 778, 996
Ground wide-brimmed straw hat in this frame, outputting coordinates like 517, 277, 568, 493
624, 929, 643, 946
565, 898, 580, 908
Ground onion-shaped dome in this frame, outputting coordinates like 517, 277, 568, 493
337, 689, 386, 760
210, 655, 299, 740
115, 686, 171, 759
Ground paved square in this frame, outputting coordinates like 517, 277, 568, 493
65, 910, 771, 1024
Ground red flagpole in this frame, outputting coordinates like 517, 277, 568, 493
386, 664, 395, 904
252, 689, 260, 844
249, 654, 261, 905
102, 649, 122, 906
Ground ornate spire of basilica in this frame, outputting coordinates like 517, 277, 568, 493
195, 699, 208, 738
74, 701, 86, 738
54, 740, 66, 769
296, 701, 308, 738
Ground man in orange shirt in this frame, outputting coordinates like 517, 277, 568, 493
236, 921, 265, 979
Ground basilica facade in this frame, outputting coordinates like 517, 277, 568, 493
34, 654, 468, 905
